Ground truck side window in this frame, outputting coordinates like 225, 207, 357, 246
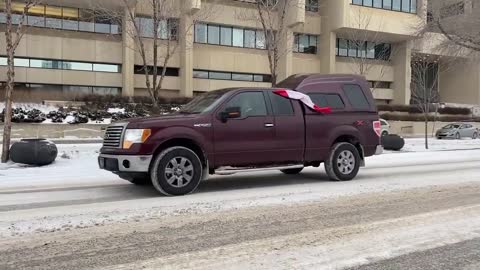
308, 93, 345, 109
343, 84, 370, 110
225, 92, 267, 117
268, 91, 294, 116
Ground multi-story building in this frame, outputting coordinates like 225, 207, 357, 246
0, 0, 478, 105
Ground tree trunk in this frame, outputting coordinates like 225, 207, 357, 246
2, 1, 15, 163
424, 118, 429, 150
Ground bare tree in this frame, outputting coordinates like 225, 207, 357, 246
237, 0, 295, 87
410, 54, 441, 150
2, 0, 41, 163
344, 9, 392, 92
427, 0, 480, 53
101, 0, 218, 108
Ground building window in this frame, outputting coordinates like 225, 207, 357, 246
207, 24, 220, 44
368, 81, 392, 88
305, 0, 319, 12
194, 23, 207, 43
336, 38, 391, 60
294, 33, 318, 54
0, 56, 121, 73
193, 69, 272, 83
136, 17, 178, 39
194, 22, 269, 50
134, 65, 179, 76
0, 4, 120, 34
350, 0, 417, 14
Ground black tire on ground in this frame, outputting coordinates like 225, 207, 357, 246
473, 132, 478, 139
280, 168, 304, 175
381, 134, 405, 151
150, 146, 203, 196
324, 142, 361, 182
10, 139, 57, 166
455, 133, 461, 140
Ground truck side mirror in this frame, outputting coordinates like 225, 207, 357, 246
220, 107, 242, 122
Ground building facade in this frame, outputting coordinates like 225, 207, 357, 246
0, 0, 478, 105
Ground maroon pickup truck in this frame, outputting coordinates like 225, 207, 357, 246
99, 74, 383, 196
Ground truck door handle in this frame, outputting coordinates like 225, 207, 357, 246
265, 123, 274, 128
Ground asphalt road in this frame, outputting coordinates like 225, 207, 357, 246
350, 238, 480, 270
1, 182, 480, 269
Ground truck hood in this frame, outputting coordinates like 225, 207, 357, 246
123, 113, 203, 128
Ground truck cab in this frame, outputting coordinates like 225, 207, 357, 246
99, 74, 382, 196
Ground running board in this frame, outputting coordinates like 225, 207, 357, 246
215, 164, 304, 175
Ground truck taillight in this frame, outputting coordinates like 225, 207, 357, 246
373, 120, 381, 137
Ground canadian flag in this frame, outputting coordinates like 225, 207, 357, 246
273, 89, 332, 114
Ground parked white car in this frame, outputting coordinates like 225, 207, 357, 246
380, 119, 390, 136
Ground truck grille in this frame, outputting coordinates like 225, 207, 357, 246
103, 125, 124, 148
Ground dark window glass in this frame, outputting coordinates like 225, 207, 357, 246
343, 84, 370, 110
401, 0, 410, 12
195, 23, 207, 43
269, 91, 294, 116
30, 59, 61, 69
232, 28, 244, 47
348, 40, 357, 57
220, 26, 232, 46
225, 92, 267, 117
324, 94, 345, 109
209, 71, 231, 80
256, 30, 266, 49
93, 64, 119, 73
254, 75, 264, 82
363, 0, 373, 7
306, 0, 319, 12
338, 38, 348, 56
232, 73, 253, 81
411, 0, 417, 13
207, 25, 220, 44
308, 94, 328, 107
352, 0, 362, 4
193, 70, 209, 79
366, 41, 375, 59
299, 34, 309, 53
392, 0, 401, 11
308, 35, 317, 54
27, 15, 45, 27
64, 61, 92, 71
244, 29, 256, 48
373, 0, 382, 8
46, 17, 62, 28
0, 12, 6, 24
62, 19, 78, 31
309, 93, 345, 109
383, 0, 392, 9
14, 58, 29, 67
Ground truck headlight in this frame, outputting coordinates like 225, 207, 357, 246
123, 129, 151, 149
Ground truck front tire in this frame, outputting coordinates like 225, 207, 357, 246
150, 147, 203, 196
324, 142, 361, 181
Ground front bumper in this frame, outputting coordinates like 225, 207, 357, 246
375, 145, 384, 155
98, 154, 152, 172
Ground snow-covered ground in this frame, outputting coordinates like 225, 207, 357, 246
0, 138, 478, 190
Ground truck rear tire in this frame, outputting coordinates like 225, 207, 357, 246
280, 168, 303, 175
150, 146, 203, 196
324, 142, 361, 181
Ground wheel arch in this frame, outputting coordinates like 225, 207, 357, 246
151, 138, 208, 173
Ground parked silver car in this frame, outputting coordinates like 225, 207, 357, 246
436, 123, 478, 139
380, 119, 390, 136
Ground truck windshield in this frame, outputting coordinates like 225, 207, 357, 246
179, 89, 230, 114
